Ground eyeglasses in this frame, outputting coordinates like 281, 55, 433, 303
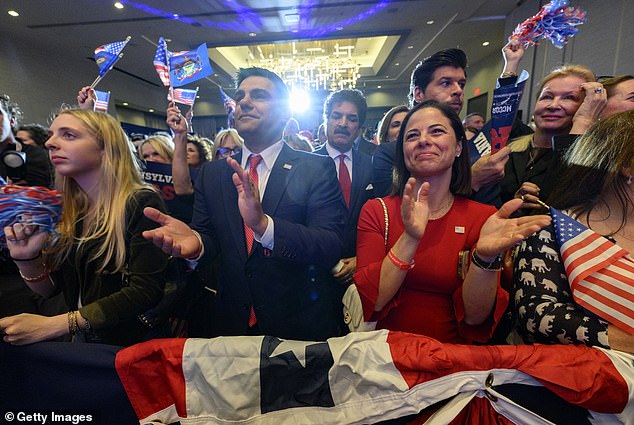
216, 147, 241, 158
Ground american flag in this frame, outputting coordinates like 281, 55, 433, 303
218, 86, 236, 114
94, 38, 129, 77
153, 37, 172, 87
93, 90, 110, 112
167, 88, 198, 106
552, 207, 634, 334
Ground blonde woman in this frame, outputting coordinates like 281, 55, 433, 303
501, 64, 605, 206
139, 133, 174, 164
212, 128, 243, 160
1, 109, 168, 346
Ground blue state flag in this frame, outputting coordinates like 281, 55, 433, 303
169, 43, 213, 87
94, 38, 130, 77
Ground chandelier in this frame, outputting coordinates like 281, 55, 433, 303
250, 40, 361, 91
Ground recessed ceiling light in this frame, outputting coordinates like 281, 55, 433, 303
122, 102, 129, 106
426, 20, 434, 25
196, 95, 200, 99
248, 32, 257, 37
148, 108, 155, 113
395, 62, 400, 66
173, 14, 179, 19
385, 75, 389, 78
482, 41, 490, 46
407, 45, 414, 49
114, 2, 124, 9
8, 10, 19, 17
377, 85, 382, 89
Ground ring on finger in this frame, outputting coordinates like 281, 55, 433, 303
595, 87, 603, 94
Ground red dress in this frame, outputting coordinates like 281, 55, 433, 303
355, 196, 509, 344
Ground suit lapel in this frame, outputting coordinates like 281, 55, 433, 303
350, 150, 372, 213
261, 143, 296, 215
223, 152, 248, 262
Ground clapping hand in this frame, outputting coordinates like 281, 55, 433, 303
476, 198, 551, 259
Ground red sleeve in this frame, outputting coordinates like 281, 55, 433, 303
354, 199, 393, 321
452, 274, 509, 342
452, 202, 509, 342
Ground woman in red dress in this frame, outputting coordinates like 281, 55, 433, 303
355, 100, 550, 344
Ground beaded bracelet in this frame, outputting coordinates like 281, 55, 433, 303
387, 249, 415, 270
471, 249, 502, 271
67, 311, 78, 336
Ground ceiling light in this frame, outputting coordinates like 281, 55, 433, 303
248, 32, 257, 37
113, 2, 124, 9
148, 109, 155, 113
122, 102, 129, 106
395, 62, 400, 66
285, 14, 300, 23
377, 85, 382, 89
196, 95, 200, 99
7, 10, 19, 17
482, 41, 490, 46
172, 14, 179, 19
426, 20, 434, 25
336, 26, 344, 31
407, 45, 414, 49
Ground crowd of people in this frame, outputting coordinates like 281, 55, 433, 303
1, 33, 634, 422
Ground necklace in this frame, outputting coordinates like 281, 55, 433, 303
429, 195, 454, 220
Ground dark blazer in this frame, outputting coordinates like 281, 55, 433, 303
191, 143, 347, 341
371, 141, 397, 198
315, 145, 374, 258
355, 136, 378, 155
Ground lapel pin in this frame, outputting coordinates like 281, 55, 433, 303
283, 163, 293, 170
365, 183, 374, 190
455, 226, 465, 234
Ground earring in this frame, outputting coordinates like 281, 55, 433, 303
456, 152, 461, 157
628, 175, 632, 185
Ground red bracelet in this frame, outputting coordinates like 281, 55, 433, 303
387, 249, 415, 270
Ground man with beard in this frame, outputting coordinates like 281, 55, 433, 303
143, 68, 347, 341
315, 89, 374, 287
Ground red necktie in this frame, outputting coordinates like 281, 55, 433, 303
338, 154, 351, 208
244, 154, 262, 254
244, 154, 262, 327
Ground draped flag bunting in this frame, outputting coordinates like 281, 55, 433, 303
552, 207, 634, 334
153, 37, 172, 87
93, 90, 110, 112
169, 43, 213, 87
167, 87, 198, 106
115, 330, 634, 424
94, 38, 130, 77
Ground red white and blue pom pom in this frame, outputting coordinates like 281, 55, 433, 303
0, 179, 63, 247
510, 0, 586, 49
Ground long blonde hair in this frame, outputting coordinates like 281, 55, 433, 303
46, 109, 149, 273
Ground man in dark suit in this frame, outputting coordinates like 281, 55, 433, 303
144, 68, 347, 341
315, 89, 374, 285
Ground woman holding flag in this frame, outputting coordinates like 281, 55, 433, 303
0, 108, 169, 346
513, 110, 634, 353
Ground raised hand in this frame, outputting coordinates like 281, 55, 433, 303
77, 86, 96, 111
476, 198, 551, 259
142, 207, 202, 258
401, 178, 430, 240
571, 82, 607, 134
227, 157, 268, 236
166, 105, 190, 135
502, 39, 526, 75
